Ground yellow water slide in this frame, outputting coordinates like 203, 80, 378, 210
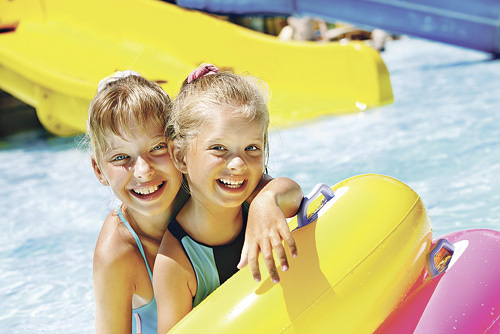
0, 0, 393, 136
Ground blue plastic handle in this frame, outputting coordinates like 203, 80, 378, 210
427, 238, 455, 278
297, 183, 335, 228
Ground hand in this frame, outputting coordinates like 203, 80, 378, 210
237, 192, 298, 283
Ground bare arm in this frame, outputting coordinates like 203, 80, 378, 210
154, 233, 195, 333
93, 231, 134, 334
238, 175, 303, 283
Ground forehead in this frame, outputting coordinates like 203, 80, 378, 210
201, 110, 265, 139
102, 121, 166, 150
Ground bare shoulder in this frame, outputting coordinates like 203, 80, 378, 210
93, 211, 139, 333
154, 231, 197, 332
157, 231, 189, 267
155, 231, 195, 285
93, 210, 140, 282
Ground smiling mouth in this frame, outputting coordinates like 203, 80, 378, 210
132, 181, 165, 196
218, 178, 245, 189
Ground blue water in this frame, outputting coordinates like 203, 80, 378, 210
1, 37, 499, 332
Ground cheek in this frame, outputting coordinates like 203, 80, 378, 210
103, 168, 126, 186
103, 162, 131, 178
190, 153, 220, 168
152, 154, 177, 171
250, 156, 265, 172
164, 157, 180, 172
186, 156, 221, 185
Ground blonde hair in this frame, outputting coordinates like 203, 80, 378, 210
168, 68, 270, 163
86, 73, 172, 163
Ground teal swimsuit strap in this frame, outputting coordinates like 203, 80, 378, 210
117, 206, 154, 283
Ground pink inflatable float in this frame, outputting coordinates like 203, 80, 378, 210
376, 229, 500, 333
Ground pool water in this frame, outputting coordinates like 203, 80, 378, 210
1, 37, 499, 332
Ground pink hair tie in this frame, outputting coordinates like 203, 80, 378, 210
187, 64, 219, 83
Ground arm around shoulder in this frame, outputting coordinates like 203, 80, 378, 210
251, 175, 303, 218
240, 175, 303, 283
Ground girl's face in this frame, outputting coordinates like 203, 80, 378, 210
92, 121, 182, 219
181, 108, 266, 210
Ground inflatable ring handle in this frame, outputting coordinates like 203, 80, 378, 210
297, 183, 335, 228
427, 238, 455, 278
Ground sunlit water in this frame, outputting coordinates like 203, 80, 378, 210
1, 37, 499, 332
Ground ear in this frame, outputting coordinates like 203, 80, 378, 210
91, 155, 109, 186
168, 141, 188, 174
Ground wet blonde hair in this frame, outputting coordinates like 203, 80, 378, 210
168, 68, 270, 164
86, 73, 172, 164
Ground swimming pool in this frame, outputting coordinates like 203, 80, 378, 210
1, 37, 499, 332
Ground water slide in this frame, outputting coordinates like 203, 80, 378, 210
178, 0, 500, 55
0, 0, 392, 136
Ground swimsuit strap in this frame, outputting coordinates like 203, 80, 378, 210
167, 217, 188, 242
117, 206, 154, 283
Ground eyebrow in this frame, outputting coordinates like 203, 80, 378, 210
103, 135, 167, 153
208, 135, 264, 142
103, 146, 124, 156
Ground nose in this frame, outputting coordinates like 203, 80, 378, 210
227, 155, 247, 172
134, 156, 154, 179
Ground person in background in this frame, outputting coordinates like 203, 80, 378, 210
278, 16, 388, 51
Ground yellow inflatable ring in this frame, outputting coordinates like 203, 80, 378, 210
171, 174, 432, 333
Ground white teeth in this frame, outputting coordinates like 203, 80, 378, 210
219, 179, 244, 188
133, 182, 163, 195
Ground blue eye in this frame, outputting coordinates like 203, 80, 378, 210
246, 145, 260, 151
113, 154, 128, 161
152, 143, 166, 151
150, 143, 168, 155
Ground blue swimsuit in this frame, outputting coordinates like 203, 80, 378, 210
117, 207, 158, 334
167, 209, 247, 307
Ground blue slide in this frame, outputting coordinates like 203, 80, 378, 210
177, 0, 500, 55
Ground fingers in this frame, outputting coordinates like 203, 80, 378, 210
270, 237, 289, 273
247, 240, 282, 284
248, 241, 286, 284
247, 245, 262, 283
261, 241, 280, 284
241, 225, 299, 284
237, 240, 250, 269
249, 236, 299, 284
281, 227, 298, 259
